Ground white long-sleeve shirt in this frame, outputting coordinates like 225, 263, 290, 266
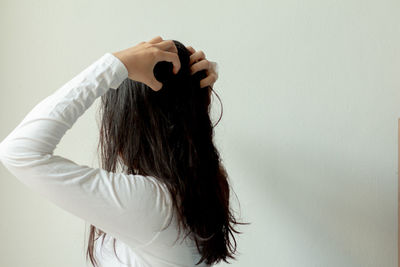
0, 52, 210, 267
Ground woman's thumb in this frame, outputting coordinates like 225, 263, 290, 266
149, 78, 163, 91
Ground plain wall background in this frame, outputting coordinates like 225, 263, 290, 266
0, 0, 399, 266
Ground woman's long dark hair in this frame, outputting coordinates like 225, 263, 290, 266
86, 40, 248, 266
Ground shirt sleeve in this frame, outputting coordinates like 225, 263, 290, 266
0, 52, 172, 248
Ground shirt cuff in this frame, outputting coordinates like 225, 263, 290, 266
103, 52, 129, 89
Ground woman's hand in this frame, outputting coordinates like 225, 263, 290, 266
186, 46, 218, 89
112, 36, 181, 91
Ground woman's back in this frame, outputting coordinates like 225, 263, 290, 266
93, 178, 211, 267
95, 224, 212, 267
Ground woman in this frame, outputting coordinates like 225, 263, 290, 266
0, 36, 245, 267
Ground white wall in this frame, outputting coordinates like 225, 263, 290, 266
0, 0, 398, 266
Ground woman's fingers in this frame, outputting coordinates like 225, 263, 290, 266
200, 73, 217, 88
148, 38, 180, 73
190, 59, 210, 75
187, 49, 218, 87
150, 39, 180, 73
154, 39, 178, 54
159, 50, 181, 74
186, 46, 196, 55
148, 36, 163, 44
191, 59, 218, 88
189, 50, 206, 65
